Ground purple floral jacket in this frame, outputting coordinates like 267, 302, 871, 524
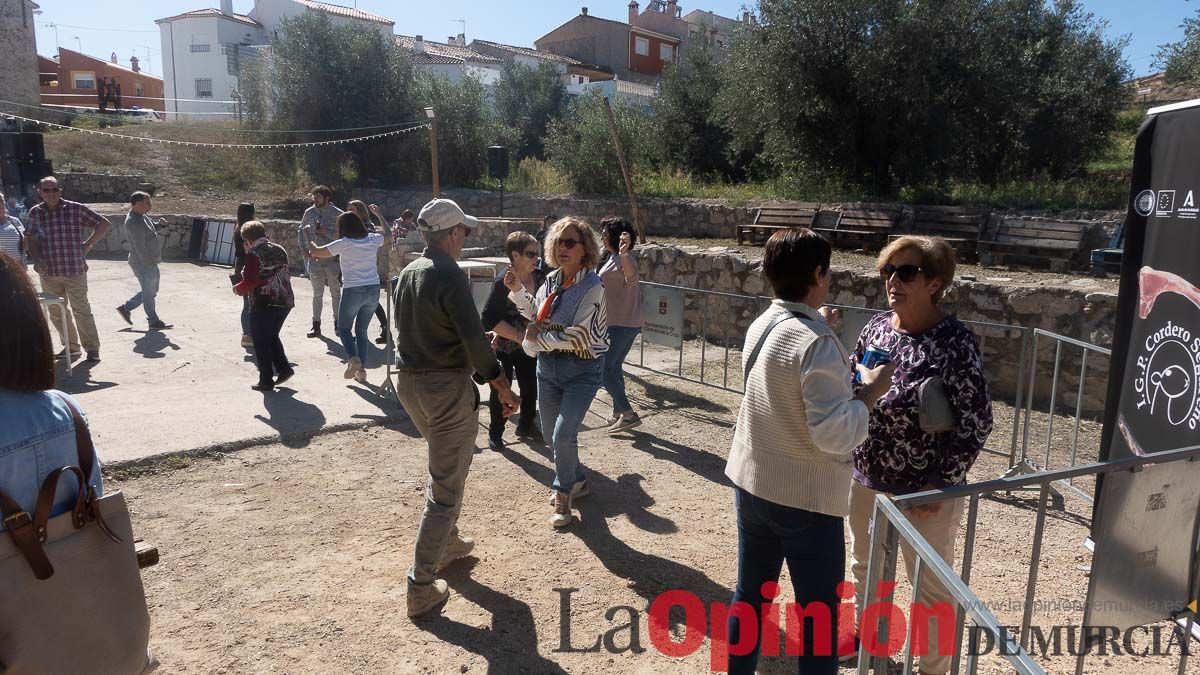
851, 311, 993, 494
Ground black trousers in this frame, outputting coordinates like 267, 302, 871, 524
489, 348, 538, 437
250, 305, 292, 384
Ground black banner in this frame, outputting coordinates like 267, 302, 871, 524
1099, 103, 1200, 464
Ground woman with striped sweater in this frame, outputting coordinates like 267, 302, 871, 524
508, 217, 609, 528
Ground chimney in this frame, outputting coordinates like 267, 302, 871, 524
111, 52, 118, 64
448, 36, 456, 45
666, 0, 677, 17
628, 1, 638, 23
457, 32, 465, 45
581, 6, 588, 15
130, 55, 140, 72
220, 0, 233, 16
414, 35, 425, 53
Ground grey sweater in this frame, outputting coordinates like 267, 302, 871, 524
393, 246, 501, 380
124, 212, 161, 265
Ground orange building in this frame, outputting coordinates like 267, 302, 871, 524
39, 48, 165, 113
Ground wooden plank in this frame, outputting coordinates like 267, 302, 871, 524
981, 238, 1078, 251
999, 219, 1093, 233
988, 224, 1084, 240
136, 540, 160, 569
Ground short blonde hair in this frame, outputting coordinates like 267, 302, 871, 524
543, 217, 601, 271
877, 235, 957, 302
347, 199, 369, 222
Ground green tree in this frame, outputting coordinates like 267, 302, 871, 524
1155, 9, 1200, 83
655, 45, 736, 178
722, 0, 1129, 194
493, 59, 566, 160
240, 12, 419, 187
412, 73, 503, 187
545, 92, 657, 194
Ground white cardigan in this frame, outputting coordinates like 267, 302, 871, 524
725, 300, 869, 517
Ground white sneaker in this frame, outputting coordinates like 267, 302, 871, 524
343, 357, 362, 380
353, 367, 367, 384
550, 491, 574, 528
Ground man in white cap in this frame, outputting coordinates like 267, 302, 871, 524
393, 198, 520, 618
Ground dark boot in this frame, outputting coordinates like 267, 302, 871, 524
307, 321, 321, 338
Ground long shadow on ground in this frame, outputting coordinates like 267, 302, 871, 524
420, 559, 569, 675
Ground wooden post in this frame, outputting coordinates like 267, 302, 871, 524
602, 96, 646, 243
427, 109, 440, 198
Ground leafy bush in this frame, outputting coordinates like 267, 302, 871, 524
493, 59, 566, 160
411, 74, 504, 188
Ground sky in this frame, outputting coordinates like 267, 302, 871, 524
32, 0, 1195, 79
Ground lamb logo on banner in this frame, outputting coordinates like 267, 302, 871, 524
1131, 268, 1200, 432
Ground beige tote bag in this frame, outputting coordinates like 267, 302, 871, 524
0, 395, 155, 674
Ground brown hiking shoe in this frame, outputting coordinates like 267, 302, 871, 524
435, 534, 476, 572
407, 579, 450, 618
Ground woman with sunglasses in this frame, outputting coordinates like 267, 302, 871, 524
507, 217, 608, 528
483, 232, 547, 450
844, 236, 993, 674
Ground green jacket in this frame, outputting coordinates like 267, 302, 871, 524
393, 246, 501, 380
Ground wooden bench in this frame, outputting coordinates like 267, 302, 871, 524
811, 204, 903, 251
736, 203, 822, 245
977, 217, 1099, 272
897, 206, 990, 260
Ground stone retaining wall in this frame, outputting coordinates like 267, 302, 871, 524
635, 244, 1115, 415
59, 172, 152, 203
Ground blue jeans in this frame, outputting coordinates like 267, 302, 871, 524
537, 352, 602, 493
121, 261, 160, 322
728, 487, 844, 675
603, 326, 641, 415
337, 284, 379, 364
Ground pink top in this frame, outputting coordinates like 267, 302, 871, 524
599, 254, 643, 328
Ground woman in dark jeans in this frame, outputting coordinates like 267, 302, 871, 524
481, 231, 545, 450
233, 221, 295, 391
233, 202, 255, 348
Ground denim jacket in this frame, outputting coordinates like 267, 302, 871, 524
0, 389, 103, 530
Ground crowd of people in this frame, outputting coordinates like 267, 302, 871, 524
0, 175, 995, 675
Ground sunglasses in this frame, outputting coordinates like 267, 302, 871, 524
557, 238, 581, 250
519, 250, 539, 259
880, 263, 924, 283
40, 187, 61, 193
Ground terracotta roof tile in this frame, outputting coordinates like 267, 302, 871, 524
294, 0, 393, 26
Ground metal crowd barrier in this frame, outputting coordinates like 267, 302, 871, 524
860, 444, 1200, 675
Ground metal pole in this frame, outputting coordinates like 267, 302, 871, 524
1010, 329, 1029, 468
1020, 332, 1041, 468
1042, 341, 1063, 471
1019, 484, 1051, 647
601, 96, 646, 244
951, 495, 981, 675
1068, 350, 1089, 483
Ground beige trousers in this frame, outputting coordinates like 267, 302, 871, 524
849, 481, 964, 674
40, 274, 100, 353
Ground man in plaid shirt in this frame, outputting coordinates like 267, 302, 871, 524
26, 176, 111, 362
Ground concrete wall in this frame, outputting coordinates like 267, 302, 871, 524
0, 0, 40, 110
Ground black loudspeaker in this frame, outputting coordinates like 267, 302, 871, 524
21, 159, 53, 183
487, 145, 509, 180
0, 133, 18, 160
0, 159, 21, 185
21, 133, 45, 163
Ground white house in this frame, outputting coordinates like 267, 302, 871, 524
157, 0, 393, 119
467, 39, 609, 86
395, 35, 503, 87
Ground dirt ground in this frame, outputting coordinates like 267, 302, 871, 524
110, 368, 1196, 674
